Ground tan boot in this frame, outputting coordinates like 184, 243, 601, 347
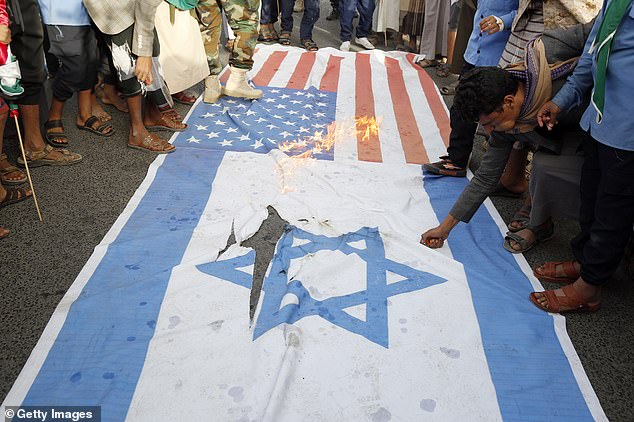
203, 75, 221, 104
223, 66, 263, 100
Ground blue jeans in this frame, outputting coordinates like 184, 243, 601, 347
280, 0, 320, 39
261, 0, 278, 24
339, 0, 375, 42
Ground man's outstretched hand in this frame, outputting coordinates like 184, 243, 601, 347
420, 226, 448, 249
537, 101, 561, 130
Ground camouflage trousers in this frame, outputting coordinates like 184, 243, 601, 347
197, 0, 261, 75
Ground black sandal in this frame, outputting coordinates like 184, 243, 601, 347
44, 120, 69, 147
300, 38, 319, 51
76, 115, 115, 137
0, 186, 32, 210
279, 32, 291, 46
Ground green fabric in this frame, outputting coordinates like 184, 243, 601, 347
591, 0, 631, 121
165, 0, 199, 10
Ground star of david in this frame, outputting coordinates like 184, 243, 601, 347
197, 226, 446, 348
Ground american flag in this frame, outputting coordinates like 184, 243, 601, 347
173, 45, 451, 165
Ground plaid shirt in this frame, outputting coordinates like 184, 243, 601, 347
83, 0, 162, 56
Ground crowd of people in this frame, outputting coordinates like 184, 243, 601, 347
0, 0, 632, 315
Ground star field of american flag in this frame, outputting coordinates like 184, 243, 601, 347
174, 86, 337, 160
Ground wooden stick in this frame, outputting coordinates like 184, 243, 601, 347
13, 114, 43, 221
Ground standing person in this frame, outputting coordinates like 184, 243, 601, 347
259, 0, 279, 42
415, 0, 451, 67
198, 0, 263, 103
83, 0, 183, 154
327, 0, 339, 21
38, 0, 115, 149
531, 0, 634, 314
339, 0, 376, 51
11, 0, 83, 167
423, 0, 518, 177
278, 0, 320, 51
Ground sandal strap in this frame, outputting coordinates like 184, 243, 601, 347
25, 145, 53, 161
84, 115, 100, 129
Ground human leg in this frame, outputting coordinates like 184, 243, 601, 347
300, 0, 320, 41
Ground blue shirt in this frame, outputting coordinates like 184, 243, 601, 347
38, 0, 91, 26
553, 0, 634, 152
464, 0, 518, 67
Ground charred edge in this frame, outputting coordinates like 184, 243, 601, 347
241, 206, 288, 321
217, 220, 236, 259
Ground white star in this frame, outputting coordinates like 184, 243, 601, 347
206, 131, 220, 139
303, 104, 314, 109
290, 100, 302, 105
267, 138, 277, 143
220, 139, 233, 146
295, 91, 306, 96
272, 114, 283, 119
313, 123, 325, 128
215, 119, 226, 125
236, 104, 248, 109
196, 124, 208, 131
318, 93, 328, 98
316, 102, 327, 107
225, 127, 238, 133
255, 117, 267, 123
225, 99, 237, 104
266, 124, 279, 130
299, 114, 310, 120
211, 103, 222, 107
305, 93, 315, 98
287, 110, 298, 115
202, 112, 216, 118
275, 104, 287, 109
187, 136, 201, 143
251, 138, 264, 149
258, 131, 264, 134
298, 127, 310, 133
280, 131, 293, 138
282, 120, 296, 126
222, 107, 230, 114
279, 94, 290, 99
238, 133, 251, 141
246, 110, 257, 116
314, 112, 325, 118
270, 89, 280, 93
264, 98, 277, 103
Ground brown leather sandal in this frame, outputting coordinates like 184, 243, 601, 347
0, 153, 27, 185
533, 261, 580, 284
529, 284, 601, 314
127, 135, 176, 154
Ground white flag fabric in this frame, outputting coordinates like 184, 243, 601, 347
2, 45, 606, 422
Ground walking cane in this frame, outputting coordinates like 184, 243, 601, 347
10, 103, 43, 221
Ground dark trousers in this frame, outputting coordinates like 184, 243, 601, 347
339, 0, 374, 42
331, 0, 339, 12
280, 0, 320, 39
572, 136, 634, 286
446, 62, 476, 168
46, 26, 98, 102
261, 0, 279, 24
10, 0, 46, 105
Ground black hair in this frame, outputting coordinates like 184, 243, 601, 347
453, 67, 519, 122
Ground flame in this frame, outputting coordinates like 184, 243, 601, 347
277, 115, 381, 193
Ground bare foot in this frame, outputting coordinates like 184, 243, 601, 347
0, 155, 26, 184
0, 226, 9, 239
91, 95, 112, 122
100, 84, 129, 113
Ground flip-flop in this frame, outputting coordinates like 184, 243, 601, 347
508, 204, 531, 232
533, 261, 580, 284
0, 186, 32, 210
529, 284, 601, 313
76, 116, 116, 137
503, 223, 554, 254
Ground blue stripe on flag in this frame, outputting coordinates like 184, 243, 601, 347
22, 150, 225, 421
424, 174, 593, 421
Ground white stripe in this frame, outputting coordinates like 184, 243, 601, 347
268, 50, 303, 88
367, 51, 406, 165
306, 47, 334, 90
333, 53, 359, 163
395, 54, 448, 162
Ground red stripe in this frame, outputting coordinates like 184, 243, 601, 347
355, 54, 382, 163
287, 52, 317, 89
405, 54, 450, 147
252, 51, 288, 87
385, 57, 430, 164
319, 55, 343, 92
